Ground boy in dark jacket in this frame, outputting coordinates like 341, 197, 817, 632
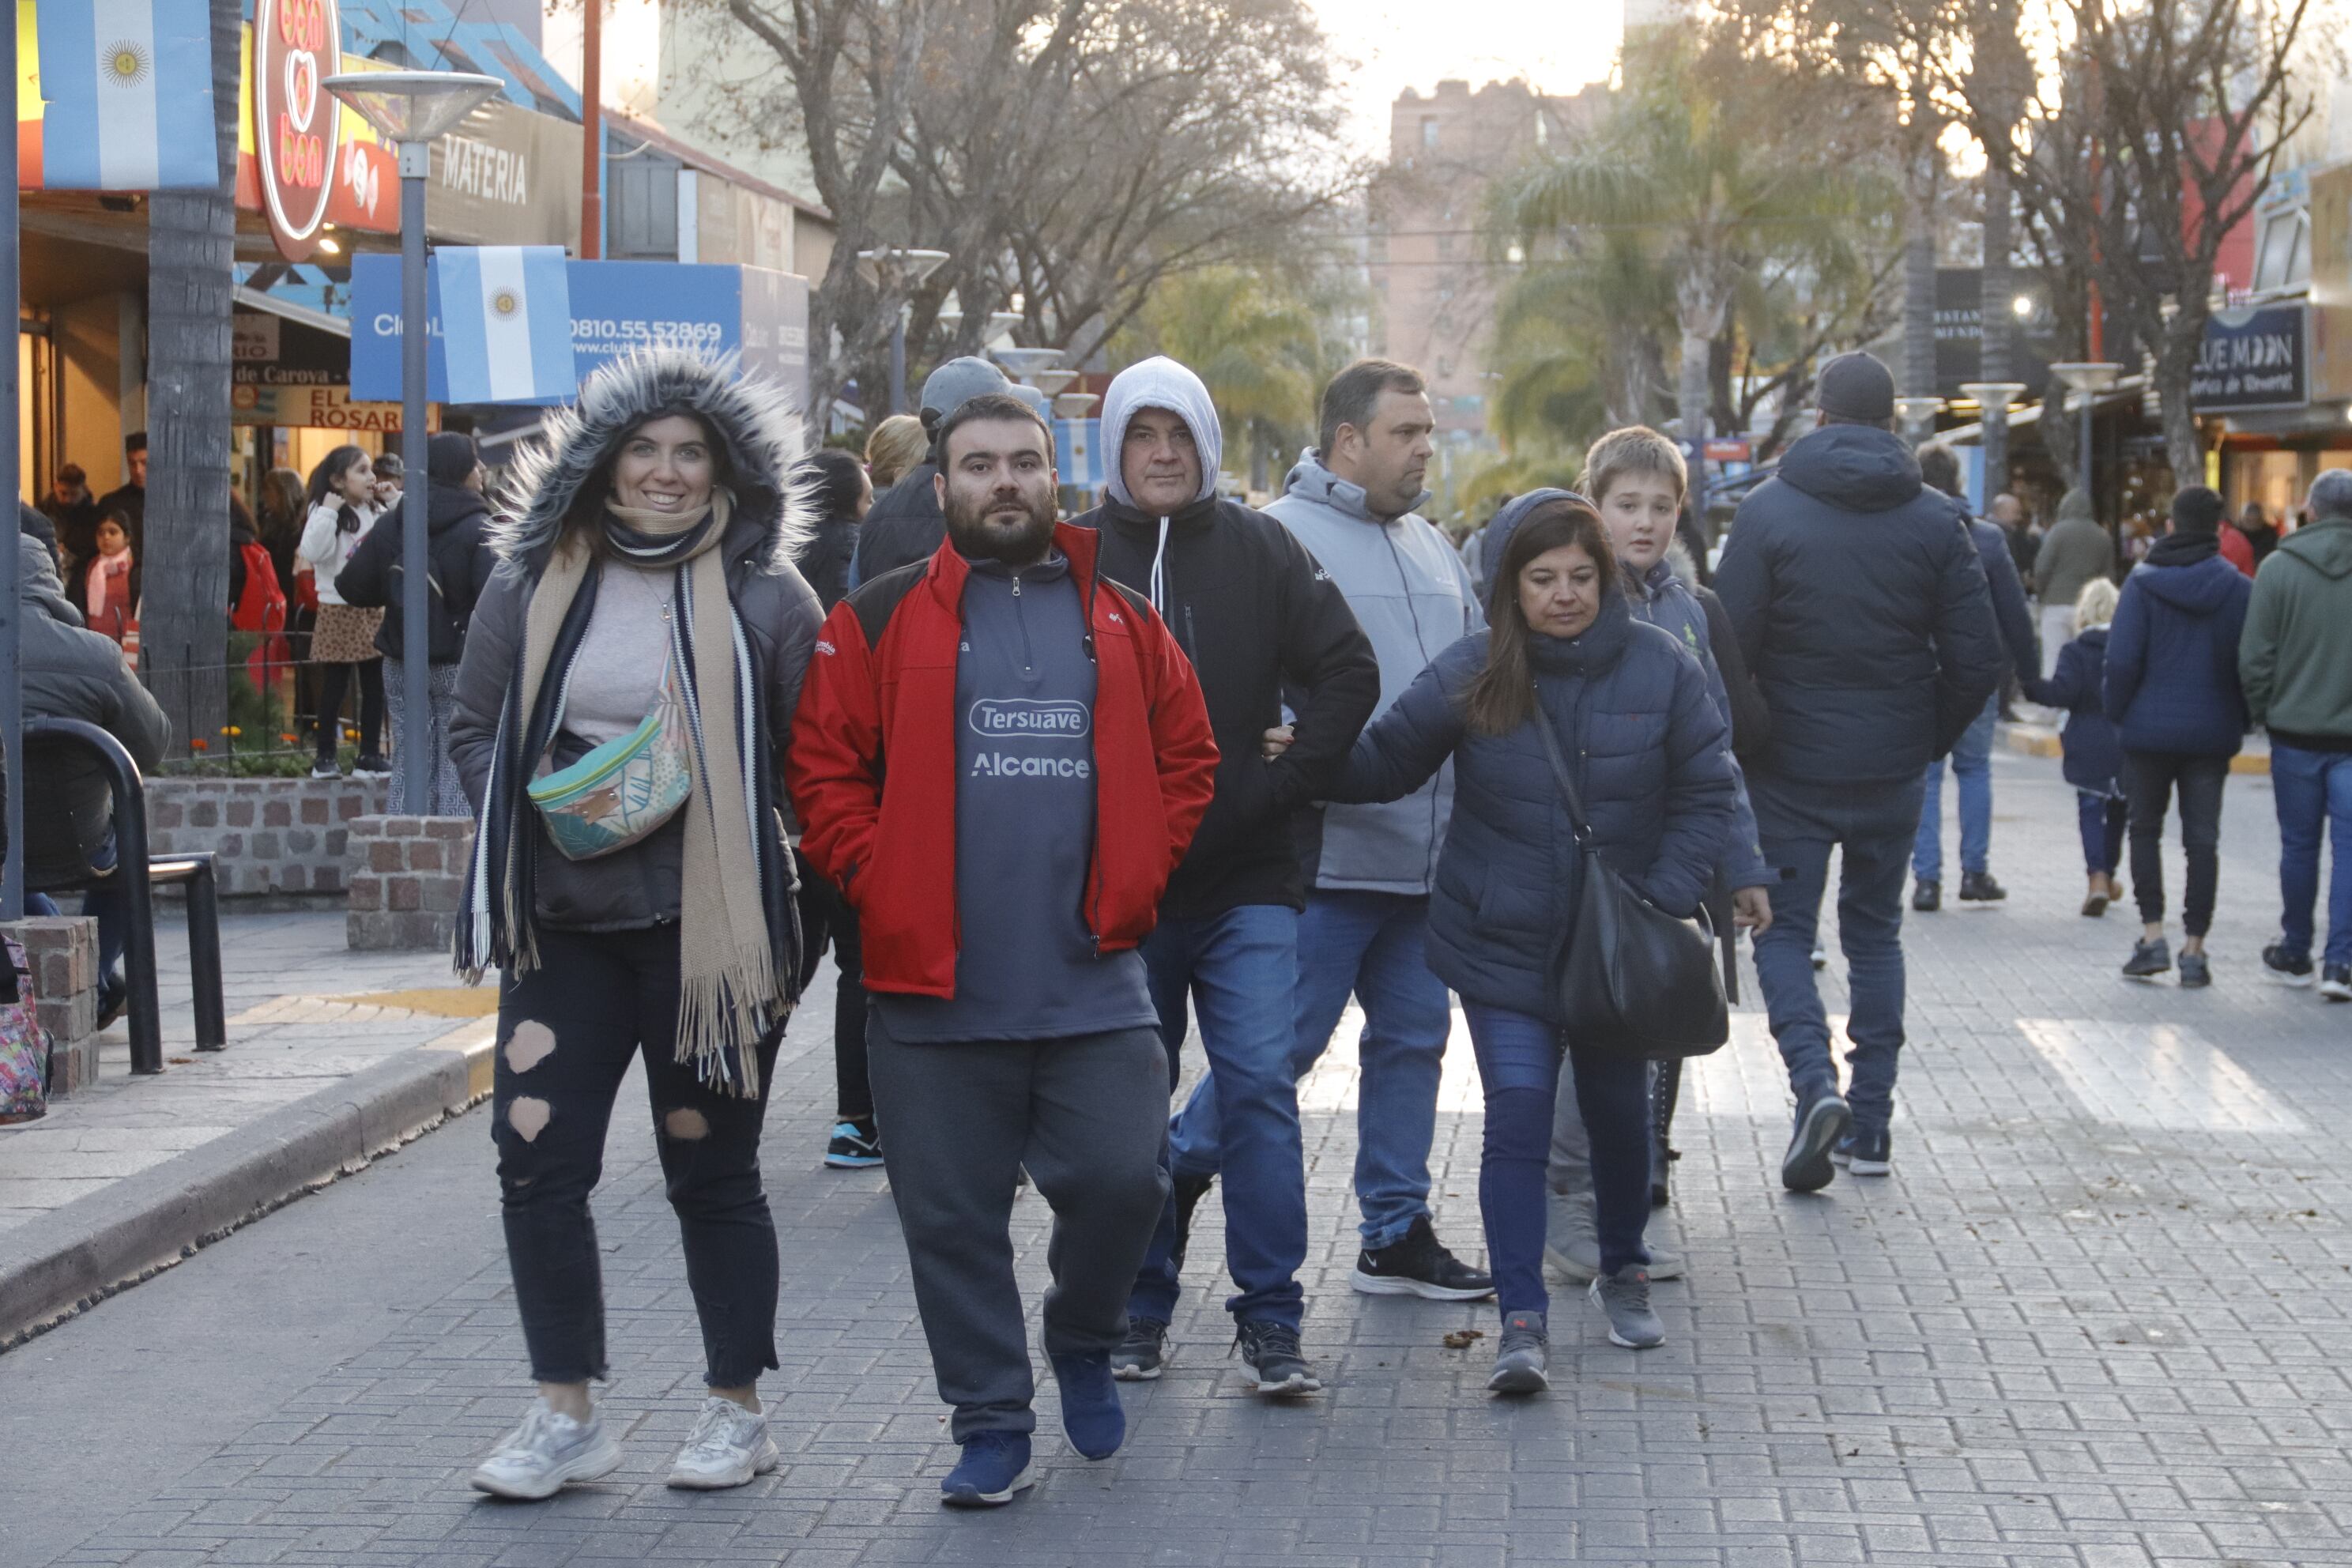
2103, 486, 2252, 986
2020, 579, 2127, 916
1072, 357, 1380, 1393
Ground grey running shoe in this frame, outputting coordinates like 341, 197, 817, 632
469, 1400, 624, 1500
1486, 1310, 1549, 1394
1233, 1318, 1321, 1395
1781, 1091, 1851, 1193
2124, 937, 2171, 978
667, 1396, 781, 1490
2178, 951, 2211, 989
1110, 1317, 1170, 1381
1589, 1265, 1665, 1349
1544, 1231, 1684, 1283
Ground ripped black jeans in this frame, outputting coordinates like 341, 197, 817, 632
493, 923, 783, 1388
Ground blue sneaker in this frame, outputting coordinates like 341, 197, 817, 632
1830, 1125, 1891, 1177
940, 1431, 1035, 1508
824, 1119, 883, 1169
1048, 1349, 1125, 1459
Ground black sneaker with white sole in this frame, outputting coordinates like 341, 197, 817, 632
1351, 1215, 1495, 1301
1110, 1317, 1170, 1381
1830, 1125, 1891, 1176
2263, 942, 2316, 987
2324, 964, 2352, 1002
1781, 1091, 1851, 1193
1232, 1319, 1321, 1395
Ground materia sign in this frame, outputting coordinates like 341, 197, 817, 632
254, 0, 342, 262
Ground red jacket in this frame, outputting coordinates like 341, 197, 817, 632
2221, 522, 2256, 578
788, 522, 1219, 998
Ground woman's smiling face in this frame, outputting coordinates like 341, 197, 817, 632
612, 415, 717, 514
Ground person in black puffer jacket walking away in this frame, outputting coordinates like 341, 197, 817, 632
338, 433, 498, 816
1714, 352, 2001, 1192
784, 446, 882, 1169
1073, 356, 1380, 1394
2019, 579, 2128, 918
1317, 493, 1734, 1389
2103, 485, 2252, 987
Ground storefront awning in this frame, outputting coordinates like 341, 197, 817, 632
234, 287, 350, 340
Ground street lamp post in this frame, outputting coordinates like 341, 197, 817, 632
1894, 397, 1944, 439
324, 71, 503, 816
1959, 381, 2029, 511
854, 249, 950, 415
2049, 362, 2124, 526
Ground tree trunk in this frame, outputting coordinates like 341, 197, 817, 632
141, 0, 240, 760
2040, 364, 2079, 492
1902, 145, 1938, 399
1978, 157, 2013, 505
2155, 322, 2207, 490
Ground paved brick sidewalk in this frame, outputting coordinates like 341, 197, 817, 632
13, 748, 2352, 1566
0, 910, 489, 1234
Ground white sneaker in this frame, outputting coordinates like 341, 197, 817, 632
469, 1399, 623, 1500
666, 1395, 781, 1490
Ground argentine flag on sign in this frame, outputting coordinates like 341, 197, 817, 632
439, 247, 578, 405
37, 0, 221, 191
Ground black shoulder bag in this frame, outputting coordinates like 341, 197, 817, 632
1529, 690, 1729, 1060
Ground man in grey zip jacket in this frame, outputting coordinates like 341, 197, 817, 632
1170, 359, 1494, 1302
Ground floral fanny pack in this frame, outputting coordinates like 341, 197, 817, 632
528, 656, 694, 861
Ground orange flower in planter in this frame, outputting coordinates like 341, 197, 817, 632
190, 738, 209, 752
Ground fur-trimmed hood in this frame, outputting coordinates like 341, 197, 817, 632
491, 347, 814, 574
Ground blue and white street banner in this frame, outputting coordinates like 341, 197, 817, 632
352, 258, 810, 413
436, 247, 575, 405
36, 0, 221, 191
1053, 418, 1104, 490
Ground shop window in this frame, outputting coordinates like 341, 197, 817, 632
2252, 207, 2309, 295
609, 157, 681, 260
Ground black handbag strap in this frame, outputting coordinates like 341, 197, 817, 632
1526, 684, 1594, 842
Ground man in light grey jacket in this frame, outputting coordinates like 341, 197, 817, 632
1168, 359, 1494, 1302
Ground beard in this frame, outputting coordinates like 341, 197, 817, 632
944, 484, 1057, 564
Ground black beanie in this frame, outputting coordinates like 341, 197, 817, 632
428, 432, 479, 486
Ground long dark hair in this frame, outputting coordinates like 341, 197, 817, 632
304, 445, 372, 529
796, 447, 867, 522
1463, 496, 1617, 736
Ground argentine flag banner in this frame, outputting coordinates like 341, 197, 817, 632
439, 247, 578, 405
37, 0, 222, 191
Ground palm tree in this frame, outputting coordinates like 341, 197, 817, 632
141, 0, 241, 757
1494, 26, 1877, 470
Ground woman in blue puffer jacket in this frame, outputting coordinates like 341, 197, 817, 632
1316, 493, 1734, 1394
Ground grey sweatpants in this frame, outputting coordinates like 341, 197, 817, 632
865, 1009, 1170, 1439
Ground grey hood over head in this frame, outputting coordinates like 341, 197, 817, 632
20, 532, 81, 625
490, 345, 814, 574
1100, 356, 1223, 510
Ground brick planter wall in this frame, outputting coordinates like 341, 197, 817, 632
347, 816, 475, 952
145, 776, 387, 899
4, 916, 101, 1096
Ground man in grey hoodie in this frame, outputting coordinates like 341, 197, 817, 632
1170, 358, 1493, 1302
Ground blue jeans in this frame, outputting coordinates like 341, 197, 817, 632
1751, 786, 1913, 1137
2078, 791, 2128, 876
1128, 906, 1308, 1331
1463, 1003, 1649, 1317
1913, 695, 1997, 881
2272, 741, 2352, 969
1169, 889, 1450, 1250
28, 831, 126, 984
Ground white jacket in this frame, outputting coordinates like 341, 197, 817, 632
297, 499, 377, 607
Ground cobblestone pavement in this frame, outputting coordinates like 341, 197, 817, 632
10, 749, 2351, 1566
0, 911, 488, 1233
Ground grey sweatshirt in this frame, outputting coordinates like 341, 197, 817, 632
873, 552, 1158, 1043
1265, 451, 1484, 895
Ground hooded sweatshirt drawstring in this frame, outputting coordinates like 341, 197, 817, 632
1150, 515, 1171, 615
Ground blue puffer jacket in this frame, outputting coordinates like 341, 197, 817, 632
1714, 425, 2003, 784
2018, 627, 2122, 793
1329, 590, 1736, 1024
2102, 532, 2251, 756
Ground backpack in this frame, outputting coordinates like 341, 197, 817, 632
232, 539, 288, 635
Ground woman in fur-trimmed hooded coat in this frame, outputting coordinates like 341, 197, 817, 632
450, 347, 823, 1500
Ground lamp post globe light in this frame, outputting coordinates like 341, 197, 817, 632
854, 248, 950, 416
992, 347, 1067, 382
323, 70, 503, 816
1894, 396, 1945, 437
2048, 362, 2124, 522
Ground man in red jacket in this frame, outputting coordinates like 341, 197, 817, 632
789, 394, 1217, 1509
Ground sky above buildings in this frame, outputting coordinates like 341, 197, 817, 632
1317, 0, 1626, 153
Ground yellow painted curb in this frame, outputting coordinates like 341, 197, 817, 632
2000, 722, 2271, 775
420, 1016, 499, 1103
